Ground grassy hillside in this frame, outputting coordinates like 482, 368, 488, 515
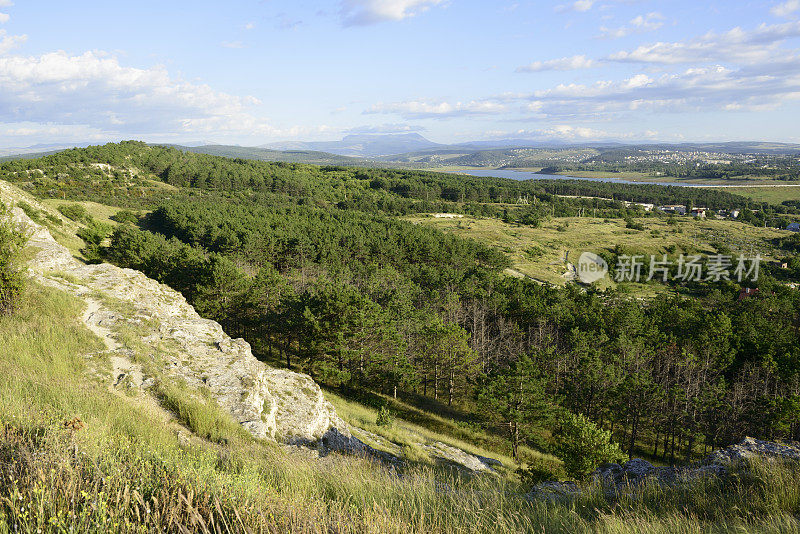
725, 185, 800, 204
4, 285, 800, 532
405, 214, 789, 288
0, 286, 800, 533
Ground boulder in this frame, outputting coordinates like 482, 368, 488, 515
421, 442, 502, 473
705, 436, 800, 465
528, 437, 800, 501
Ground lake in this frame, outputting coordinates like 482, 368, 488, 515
460, 169, 706, 188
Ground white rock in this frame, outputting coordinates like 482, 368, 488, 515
0, 182, 354, 447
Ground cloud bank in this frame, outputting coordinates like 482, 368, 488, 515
0, 50, 289, 141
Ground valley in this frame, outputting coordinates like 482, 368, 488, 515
1, 143, 800, 532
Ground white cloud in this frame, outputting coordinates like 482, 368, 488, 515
556, 0, 594, 12
516, 55, 596, 72
221, 41, 245, 49
599, 12, 665, 39
368, 59, 800, 123
0, 1, 12, 7
608, 21, 800, 64
482, 125, 653, 141
0, 122, 107, 144
772, 0, 800, 17
0, 29, 25, 54
525, 65, 800, 118
340, 0, 444, 26
366, 99, 506, 118
0, 50, 287, 139
244, 22, 255, 30
0, 13, 9, 24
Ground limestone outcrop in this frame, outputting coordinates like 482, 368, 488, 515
0, 181, 352, 449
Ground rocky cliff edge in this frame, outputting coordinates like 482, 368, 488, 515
0, 181, 362, 453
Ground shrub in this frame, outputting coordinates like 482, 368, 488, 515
57, 203, 89, 223
111, 209, 141, 225
517, 456, 564, 486
520, 213, 541, 227
0, 203, 28, 315
16, 201, 42, 224
376, 406, 394, 428
525, 246, 546, 259
77, 221, 112, 263
625, 217, 646, 231
553, 412, 626, 480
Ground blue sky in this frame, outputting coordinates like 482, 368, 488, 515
1, 0, 800, 147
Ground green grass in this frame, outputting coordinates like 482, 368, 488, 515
725, 185, 800, 204
41, 199, 122, 227
154, 380, 250, 444
327, 390, 558, 475
406, 214, 787, 290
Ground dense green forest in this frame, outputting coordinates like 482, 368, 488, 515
3, 141, 797, 224
5, 142, 800, 465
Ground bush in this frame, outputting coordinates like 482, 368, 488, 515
76, 221, 112, 263
0, 203, 28, 315
111, 209, 141, 225
57, 203, 89, 223
517, 456, 564, 486
553, 412, 626, 479
625, 217, 646, 231
519, 213, 541, 227
376, 406, 394, 428
16, 201, 42, 224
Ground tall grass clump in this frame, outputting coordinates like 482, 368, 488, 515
0, 202, 28, 314
154, 380, 249, 444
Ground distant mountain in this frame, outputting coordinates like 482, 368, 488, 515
262, 133, 444, 157
171, 144, 368, 166
0, 142, 89, 158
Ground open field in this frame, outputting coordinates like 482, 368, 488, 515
405, 214, 789, 288
723, 185, 800, 204
40, 198, 127, 226
553, 170, 800, 186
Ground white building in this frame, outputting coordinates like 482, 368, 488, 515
659, 204, 687, 215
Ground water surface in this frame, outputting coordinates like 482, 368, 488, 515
460, 169, 705, 188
